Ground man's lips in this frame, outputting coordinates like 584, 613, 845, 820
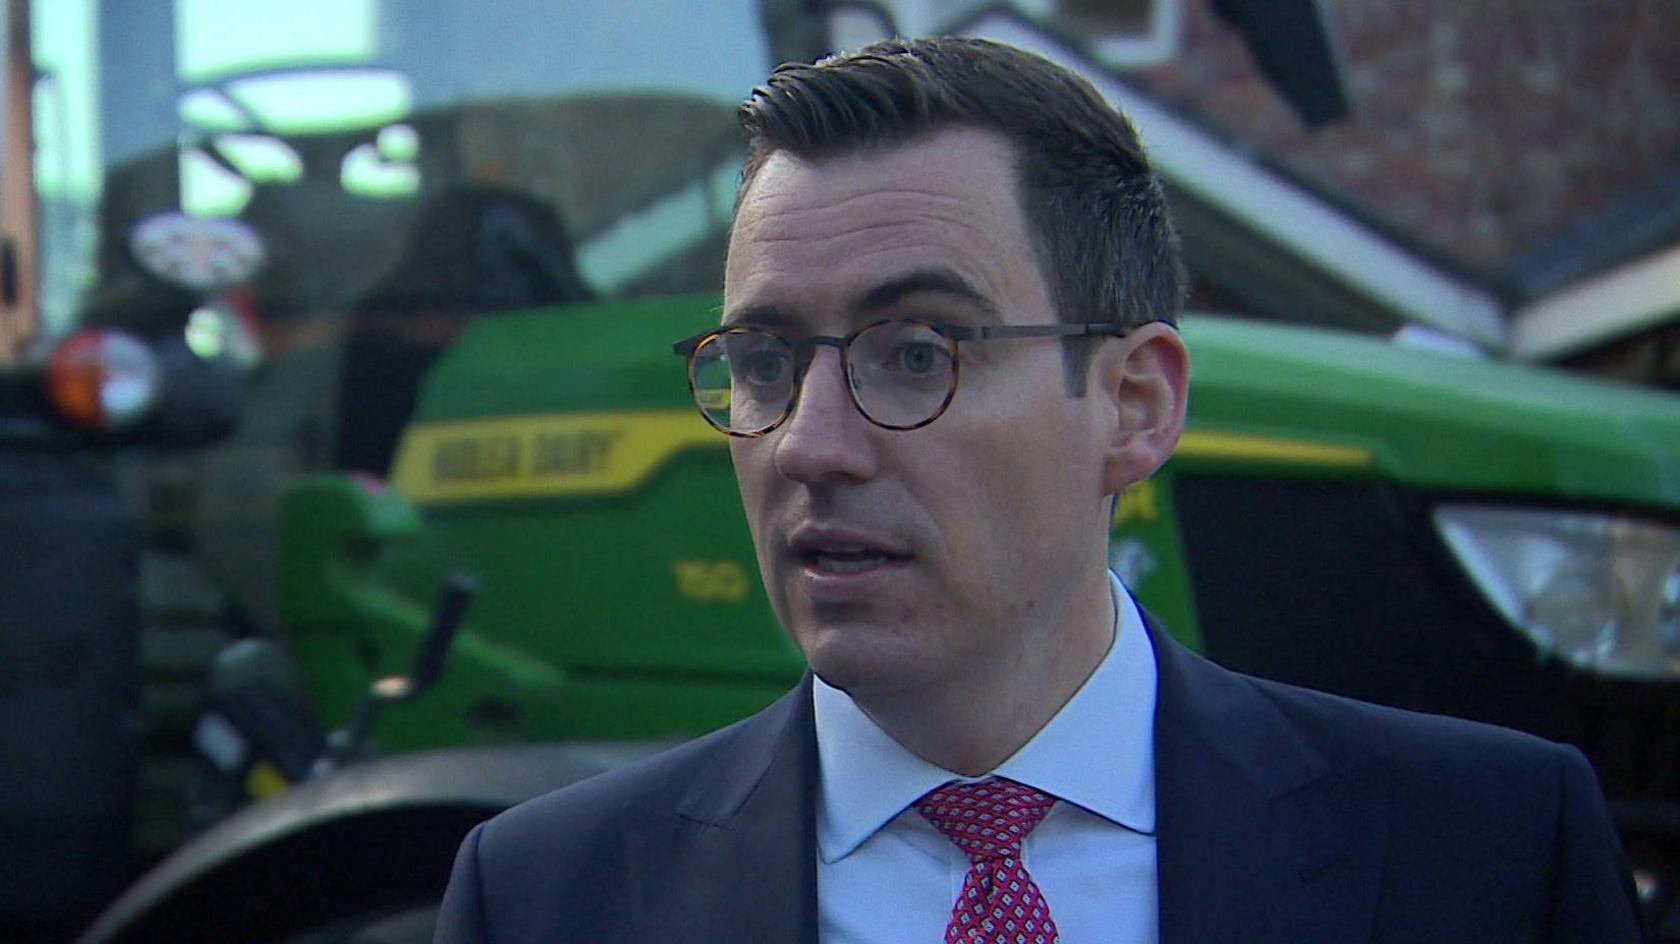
785, 525, 913, 576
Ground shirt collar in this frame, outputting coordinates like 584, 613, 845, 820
813, 572, 1158, 863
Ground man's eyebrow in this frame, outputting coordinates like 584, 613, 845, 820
721, 269, 999, 329
720, 303, 794, 329
852, 268, 1000, 320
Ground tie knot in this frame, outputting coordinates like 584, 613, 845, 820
914, 777, 1057, 861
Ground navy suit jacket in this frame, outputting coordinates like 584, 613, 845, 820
436, 620, 1644, 942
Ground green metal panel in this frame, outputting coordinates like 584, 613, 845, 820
285, 296, 806, 747
412, 296, 717, 418
1179, 317, 1680, 508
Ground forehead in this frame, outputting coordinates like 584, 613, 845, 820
723, 127, 1052, 328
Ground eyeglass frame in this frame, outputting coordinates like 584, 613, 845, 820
671, 318, 1132, 437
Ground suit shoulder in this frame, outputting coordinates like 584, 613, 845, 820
475, 686, 803, 858
1225, 666, 1639, 936
1239, 668, 1583, 778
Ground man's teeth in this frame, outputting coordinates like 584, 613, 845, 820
812, 550, 890, 573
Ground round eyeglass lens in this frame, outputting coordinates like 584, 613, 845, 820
690, 329, 795, 433
848, 320, 958, 428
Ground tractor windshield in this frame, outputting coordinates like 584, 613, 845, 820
31, 0, 771, 368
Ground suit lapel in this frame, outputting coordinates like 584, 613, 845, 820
624, 675, 820, 944
615, 619, 1393, 944
1150, 618, 1390, 944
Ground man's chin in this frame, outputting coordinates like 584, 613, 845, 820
798, 625, 928, 697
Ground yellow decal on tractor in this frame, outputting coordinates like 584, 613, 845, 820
673, 559, 752, 603
1178, 430, 1373, 468
1115, 480, 1160, 525
391, 410, 722, 503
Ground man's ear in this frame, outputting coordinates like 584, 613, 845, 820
1095, 322, 1189, 494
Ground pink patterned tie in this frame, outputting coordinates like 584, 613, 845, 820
915, 778, 1062, 944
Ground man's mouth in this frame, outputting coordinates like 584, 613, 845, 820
788, 527, 912, 578
803, 546, 906, 574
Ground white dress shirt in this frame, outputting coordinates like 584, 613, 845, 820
813, 573, 1159, 943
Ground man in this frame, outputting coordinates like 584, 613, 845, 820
436, 37, 1642, 943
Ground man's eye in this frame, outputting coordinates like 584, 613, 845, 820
890, 341, 948, 375
738, 350, 793, 385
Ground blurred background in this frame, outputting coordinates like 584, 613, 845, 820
0, 1, 1676, 941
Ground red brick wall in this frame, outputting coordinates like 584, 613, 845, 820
1134, 0, 1680, 272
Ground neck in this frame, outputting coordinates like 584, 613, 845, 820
858, 569, 1117, 777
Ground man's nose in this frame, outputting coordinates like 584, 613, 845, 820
771, 347, 878, 484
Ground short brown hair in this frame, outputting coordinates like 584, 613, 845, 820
737, 36, 1185, 387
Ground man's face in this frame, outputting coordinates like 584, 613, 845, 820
723, 127, 1120, 705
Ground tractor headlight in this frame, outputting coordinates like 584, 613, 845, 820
1434, 506, 1680, 680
